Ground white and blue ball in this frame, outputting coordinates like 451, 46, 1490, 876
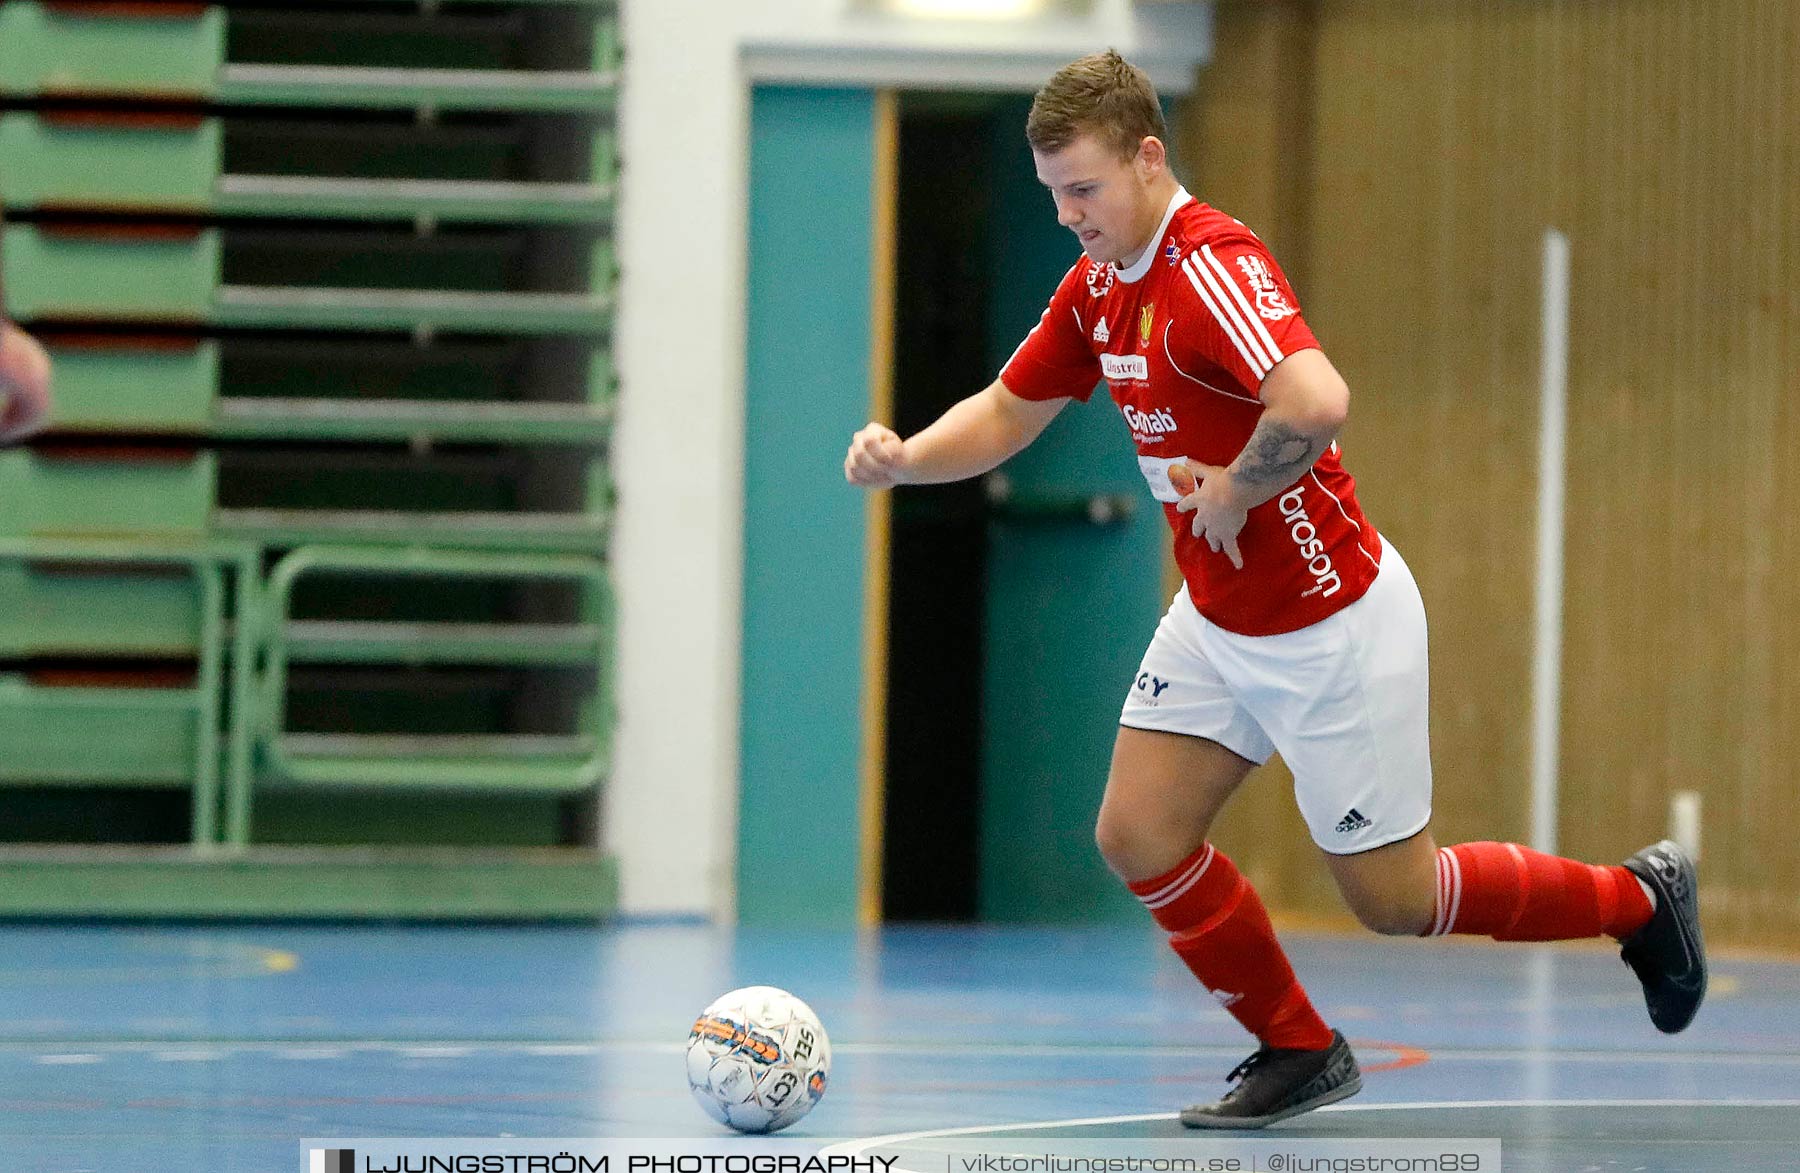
686, 985, 831, 1133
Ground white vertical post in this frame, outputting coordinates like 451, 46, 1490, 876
1531, 230, 1571, 854
1670, 790, 1703, 863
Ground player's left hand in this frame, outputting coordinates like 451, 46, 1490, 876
1170, 459, 1248, 570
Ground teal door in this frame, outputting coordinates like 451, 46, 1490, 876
739, 86, 881, 926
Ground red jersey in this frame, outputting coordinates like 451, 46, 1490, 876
1001, 189, 1381, 636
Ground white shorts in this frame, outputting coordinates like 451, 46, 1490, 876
1119, 537, 1432, 855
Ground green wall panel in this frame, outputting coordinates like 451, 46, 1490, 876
47, 342, 218, 432
1, 224, 218, 321
0, 561, 202, 657
0, 2, 224, 98
0, 113, 219, 211
978, 98, 1167, 923
0, 678, 197, 785
0, 449, 215, 537
0, 848, 617, 920
739, 86, 876, 926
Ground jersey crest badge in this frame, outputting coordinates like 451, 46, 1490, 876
1138, 305, 1155, 348
1236, 254, 1297, 321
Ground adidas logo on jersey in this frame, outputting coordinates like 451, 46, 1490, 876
1336, 808, 1373, 834
1092, 316, 1110, 344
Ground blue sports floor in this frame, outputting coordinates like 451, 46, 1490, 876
1, 922, 1795, 1171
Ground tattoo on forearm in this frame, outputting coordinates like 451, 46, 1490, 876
1232, 417, 1330, 489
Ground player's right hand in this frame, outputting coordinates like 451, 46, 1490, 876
0, 323, 52, 445
844, 422, 909, 489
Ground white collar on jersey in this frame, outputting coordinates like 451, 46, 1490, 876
1113, 186, 1194, 285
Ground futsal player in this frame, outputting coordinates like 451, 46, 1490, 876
844, 51, 1705, 1128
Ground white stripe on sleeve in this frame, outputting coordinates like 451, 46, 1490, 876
1182, 257, 1268, 378
1187, 252, 1274, 374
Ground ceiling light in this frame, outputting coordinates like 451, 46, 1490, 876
872, 0, 1088, 19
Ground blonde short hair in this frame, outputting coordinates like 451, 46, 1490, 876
1027, 49, 1167, 159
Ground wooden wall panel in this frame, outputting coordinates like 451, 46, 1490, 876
1177, 0, 1800, 946
1550, 0, 1800, 949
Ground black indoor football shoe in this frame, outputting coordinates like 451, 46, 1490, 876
1179, 1030, 1361, 1130
1620, 839, 1707, 1034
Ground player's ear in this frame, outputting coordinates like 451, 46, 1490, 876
1135, 136, 1166, 181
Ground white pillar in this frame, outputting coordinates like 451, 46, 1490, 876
1530, 229, 1570, 854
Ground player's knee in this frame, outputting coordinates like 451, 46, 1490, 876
1094, 806, 1164, 879
1345, 889, 1434, 937
1093, 807, 1137, 875
1095, 803, 1207, 882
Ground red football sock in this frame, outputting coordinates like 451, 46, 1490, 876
1129, 843, 1334, 1051
1427, 841, 1652, 941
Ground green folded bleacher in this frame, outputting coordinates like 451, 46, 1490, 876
0, 0, 619, 110
0, 0, 620, 918
0, 106, 615, 223
0, 223, 614, 333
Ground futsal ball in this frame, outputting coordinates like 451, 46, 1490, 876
686, 985, 831, 1133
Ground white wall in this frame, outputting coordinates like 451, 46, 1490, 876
608, 0, 1211, 918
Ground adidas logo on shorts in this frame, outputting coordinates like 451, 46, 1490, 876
1335, 808, 1373, 834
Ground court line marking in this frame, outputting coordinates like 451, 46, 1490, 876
0, 946, 300, 984
1321, 1098, 1800, 1111
820, 1099, 1800, 1162
819, 1111, 1173, 1155
152, 1053, 228, 1063
0, 1040, 1798, 1065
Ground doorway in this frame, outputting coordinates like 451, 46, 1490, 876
879, 96, 996, 921
878, 94, 1165, 923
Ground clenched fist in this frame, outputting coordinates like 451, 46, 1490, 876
844, 422, 909, 489
0, 323, 52, 445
